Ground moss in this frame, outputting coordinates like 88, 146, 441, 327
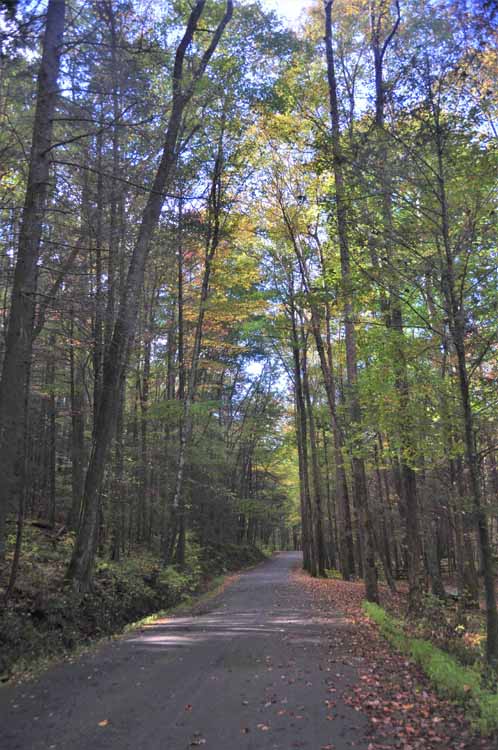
363, 601, 498, 736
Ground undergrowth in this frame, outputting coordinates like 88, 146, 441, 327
0, 525, 265, 681
325, 568, 343, 580
364, 601, 498, 736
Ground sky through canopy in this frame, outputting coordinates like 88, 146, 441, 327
261, 0, 309, 27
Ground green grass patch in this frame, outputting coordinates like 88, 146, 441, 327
363, 601, 498, 736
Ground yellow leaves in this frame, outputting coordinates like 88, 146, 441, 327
0, 168, 21, 190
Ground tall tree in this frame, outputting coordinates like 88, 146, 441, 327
0, 0, 66, 561
67, 0, 233, 591
324, 0, 379, 603
369, 0, 426, 610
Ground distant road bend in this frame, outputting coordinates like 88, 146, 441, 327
1, 552, 368, 749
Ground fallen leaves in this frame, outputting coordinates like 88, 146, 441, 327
293, 569, 496, 750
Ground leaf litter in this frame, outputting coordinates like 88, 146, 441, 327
293, 569, 496, 750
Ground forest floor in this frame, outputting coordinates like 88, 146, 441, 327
2, 552, 495, 750
297, 570, 496, 749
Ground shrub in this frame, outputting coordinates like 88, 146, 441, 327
0, 534, 266, 679
156, 566, 190, 605
325, 568, 343, 580
478, 693, 498, 735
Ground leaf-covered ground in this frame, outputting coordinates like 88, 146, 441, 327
294, 570, 495, 750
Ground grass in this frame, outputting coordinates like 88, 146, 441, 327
363, 601, 498, 735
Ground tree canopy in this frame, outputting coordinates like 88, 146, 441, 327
1, 0, 498, 668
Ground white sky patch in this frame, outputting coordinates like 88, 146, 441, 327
261, 0, 311, 27
246, 361, 264, 378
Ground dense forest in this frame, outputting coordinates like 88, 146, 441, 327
1, 0, 498, 689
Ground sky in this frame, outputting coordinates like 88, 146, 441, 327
262, 0, 310, 27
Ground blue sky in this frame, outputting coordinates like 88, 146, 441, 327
262, 0, 310, 26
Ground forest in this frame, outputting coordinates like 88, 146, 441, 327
0, 0, 498, 744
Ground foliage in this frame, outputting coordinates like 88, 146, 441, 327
0, 525, 265, 681
0, 0, 498, 736
325, 568, 343, 580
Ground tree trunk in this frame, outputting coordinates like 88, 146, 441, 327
300, 324, 326, 577
46, 332, 57, 528
322, 427, 338, 570
67, 1, 233, 590
280, 201, 354, 580
139, 305, 153, 544
110, 373, 126, 561
432, 93, 498, 664
291, 314, 315, 575
324, 0, 378, 603
169, 127, 226, 567
0, 0, 65, 560
68, 311, 85, 531
92, 125, 104, 433
374, 442, 397, 591
450, 457, 480, 607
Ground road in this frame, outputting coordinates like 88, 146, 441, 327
1, 552, 368, 750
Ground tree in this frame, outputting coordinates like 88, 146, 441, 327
67, 0, 234, 591
324, 0, 378, 603
0, 0, 66, 562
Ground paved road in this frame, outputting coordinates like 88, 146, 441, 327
1, 552, 368, 750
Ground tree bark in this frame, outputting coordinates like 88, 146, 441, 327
300, 322, 326, 576
46, 332, 57, 528
68, 313, 86, 531
290, 304, 316, 575
0, 0, 65, 560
